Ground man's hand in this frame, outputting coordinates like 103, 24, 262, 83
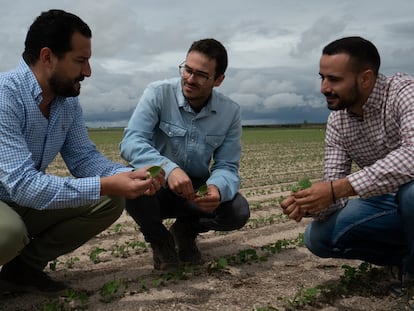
194, 184, 221, 213
292, 181, 333, 215
100, 166, 165, 199
280, 195, 307, 222
167, 167, 195, 200
281, 178, 355, 219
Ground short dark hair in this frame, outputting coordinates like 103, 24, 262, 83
322, 36, 380, 75
23, 9, 91, 65
187, 38, 228, 78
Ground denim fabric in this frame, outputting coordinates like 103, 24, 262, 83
304, 191, 411, 268
125, 187, 250, 243
396, 181, 414, 274
120, 78, 242, 202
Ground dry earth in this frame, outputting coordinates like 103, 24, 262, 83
0, 185, 405, 311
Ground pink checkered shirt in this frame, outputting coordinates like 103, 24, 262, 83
320, 73, 414, 218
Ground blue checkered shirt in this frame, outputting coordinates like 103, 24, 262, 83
0, 59, 127, 210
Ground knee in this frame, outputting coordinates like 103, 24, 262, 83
213, 194, 250, 231
94, 196, 125, 226
231, 194, 250, 229
397, 181, 414, 214
304, 222, 331, 258
108, 196, 125, 219
0, 218, 29, 265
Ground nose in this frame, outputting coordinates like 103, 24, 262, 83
186, 71, 196, 83
82, 61, 92, 77
320, 79, 331, 94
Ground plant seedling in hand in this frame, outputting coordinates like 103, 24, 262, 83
196, 184, 208, 197
147, 165, 162, 178
291, 178, 312, 192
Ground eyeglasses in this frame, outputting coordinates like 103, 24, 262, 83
178, 61, 214, 85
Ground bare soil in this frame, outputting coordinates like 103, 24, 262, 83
0, 185, 406, 311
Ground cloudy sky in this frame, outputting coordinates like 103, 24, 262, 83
1, 0, 414, 127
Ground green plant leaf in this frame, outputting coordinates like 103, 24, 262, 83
291, 178, 312, 192
147, 165, 162, 178
297, 178, 312, 190
196, 184, 208, 197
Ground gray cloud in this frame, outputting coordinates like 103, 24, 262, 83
1, 0, 414, 127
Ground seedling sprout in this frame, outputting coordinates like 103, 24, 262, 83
196, 184, 208, 197
147, 165, 162, 178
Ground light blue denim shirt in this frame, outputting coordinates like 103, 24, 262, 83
0, 59, 127, 210
120, 77, 242, 202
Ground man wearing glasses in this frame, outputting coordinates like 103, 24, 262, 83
120, 38, 250, 270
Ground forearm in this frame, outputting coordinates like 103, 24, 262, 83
331, 177, 356, 201
7, 174, 100, 210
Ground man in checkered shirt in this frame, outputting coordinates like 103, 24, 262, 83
0, 10, 164, 294
281, 36, 414, 303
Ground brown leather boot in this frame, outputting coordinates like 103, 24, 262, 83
169, 220, 204, 265
151, 232, 180, 270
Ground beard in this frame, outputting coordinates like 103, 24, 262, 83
49, 71, 83, 97
325, 81, 361, 111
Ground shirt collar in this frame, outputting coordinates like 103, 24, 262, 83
362, 73, 387, 113
17, 58, 43, 104
346, 73, 387, 120
176, 78, 217, 114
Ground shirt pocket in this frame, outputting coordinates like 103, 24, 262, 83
159, 121, 187, 157
205, 135, 225, 154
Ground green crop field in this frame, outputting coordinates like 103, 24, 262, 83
240, 127, 325, 188
48, 126, 327, 189
20, 126, 396, 311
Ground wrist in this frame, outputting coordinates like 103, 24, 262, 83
331, 178, 356, 200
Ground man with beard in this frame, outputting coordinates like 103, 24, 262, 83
0, 9, 164, 294
281, 36, 414, 306
120, 38, 250, 270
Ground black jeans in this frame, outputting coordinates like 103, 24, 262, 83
125, 187, 250, 244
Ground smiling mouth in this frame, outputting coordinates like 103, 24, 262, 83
183, 82, 198, 91
325, 95, 338, 102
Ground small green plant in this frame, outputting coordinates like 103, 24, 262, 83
291, 178, 312, 192
152, 267, 191, 288
196, 184, 208, 197
147, 165, 162, 178
64, 288, 89, 308
100, 278, 128, 303
137, 276, 149, 291
261, 239, 290, 254
48, 259, 59, 271
279, 178, 313, 205
285, 286, 321, 309
65, 256, 80, 269
113, 223, 123, 233
39, 289, 89, 311
283, 262, 380, 310
89, 247, 106, 263
207, 257, 228, 272
111, 240, 148, 258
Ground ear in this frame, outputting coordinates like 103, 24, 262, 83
213, 74, 225, 87
359, 69, 375, 89
39, 47, 56, 68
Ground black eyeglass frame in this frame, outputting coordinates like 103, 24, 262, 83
178, 61, 215, 84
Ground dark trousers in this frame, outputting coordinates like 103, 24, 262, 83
125, 187, 250, 244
